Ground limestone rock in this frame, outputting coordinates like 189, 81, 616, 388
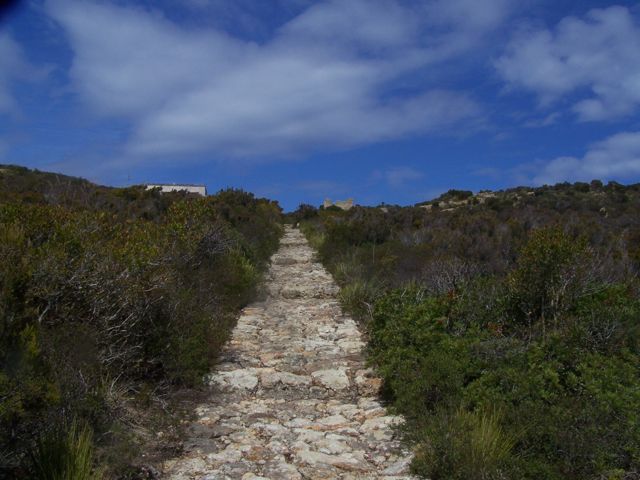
209, 369, 259, 391
311, 368, 350, 390
261, 370, 311, 388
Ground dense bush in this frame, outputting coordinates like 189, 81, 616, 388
507, 228, 594, 331
287, 204, 318, 225
0, 167, 282, 477
302, 181, 640, 479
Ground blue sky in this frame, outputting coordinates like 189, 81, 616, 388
1, 0, 640, 210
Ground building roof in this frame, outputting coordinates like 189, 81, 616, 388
145, 183, 206, 187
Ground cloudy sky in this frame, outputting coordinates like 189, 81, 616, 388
1, 0, 640, 209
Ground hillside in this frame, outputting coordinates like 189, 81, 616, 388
0, 166, 283, 478
0, 164, 203, 221
4, 168, 640, 479
416, 181, 640, 214
296, 180, 640, 479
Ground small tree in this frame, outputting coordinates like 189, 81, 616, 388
508, 227, 593, 336
289, 204, 318, 224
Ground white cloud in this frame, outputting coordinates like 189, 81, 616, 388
47, 1, 244, 118
496, 6, 640, 121
45, 0, 511, 159
426, 0, 513, 33
279, 0, 421, 51
523, 112, 561, 128
0, 32, 34, 116
533, 131, 640, 184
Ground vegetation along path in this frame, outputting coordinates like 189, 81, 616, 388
162, 226, 414, 479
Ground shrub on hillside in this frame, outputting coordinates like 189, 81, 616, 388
0, 188, 282, 476
367, 282, 640, 479
287, 204, 318, 224
369, 287, 474, 412
301, 186, 640, 479
507, 227, 595, 332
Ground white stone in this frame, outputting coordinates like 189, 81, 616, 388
261, 370, 311, 388
311, 368, 350, 390
242, 474, 270, 480
209, 369, 259, 390
318, 435, 351, 454
207, 444, 243, 463
295, 450, 371, 472
295, 428, 325, 443
382, 456, 413, 475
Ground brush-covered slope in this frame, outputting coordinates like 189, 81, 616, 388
0, 165, 282, 478
296, 180, 640, 480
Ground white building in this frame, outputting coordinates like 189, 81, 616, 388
145, 184, 207, 196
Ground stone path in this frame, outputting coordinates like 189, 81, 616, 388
162, 227, 414, 479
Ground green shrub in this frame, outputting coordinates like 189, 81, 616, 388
438, 189, 474, 202
368, 287, 476, 411
463, 337, 640, 478
507, 227, 593, 332
287, 204, 318, 224
569, 285, 640, 354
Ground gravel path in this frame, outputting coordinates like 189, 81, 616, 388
162, 227, 414, 479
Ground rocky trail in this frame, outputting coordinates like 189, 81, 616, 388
162, 227, 414, 479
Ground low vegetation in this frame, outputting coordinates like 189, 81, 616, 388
0, 165, 282, 478
295, 181, 640, 479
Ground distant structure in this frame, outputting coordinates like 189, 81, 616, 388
145, 184, 207, 196
323, 198, 354, 211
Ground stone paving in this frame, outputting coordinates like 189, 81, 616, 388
162, 227, 415, 479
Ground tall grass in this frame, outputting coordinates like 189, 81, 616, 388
332, 257, 363, 284
413, 407, 516, 480
338, 278, 383, 322
30, 419, 102, 480
298, 221, 324, 250
464, 408, 517, 477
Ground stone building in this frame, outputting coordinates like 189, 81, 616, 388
323, 198, 354, 210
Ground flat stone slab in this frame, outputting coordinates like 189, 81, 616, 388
311, 368, 350, 390
162, 226, 415, 480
